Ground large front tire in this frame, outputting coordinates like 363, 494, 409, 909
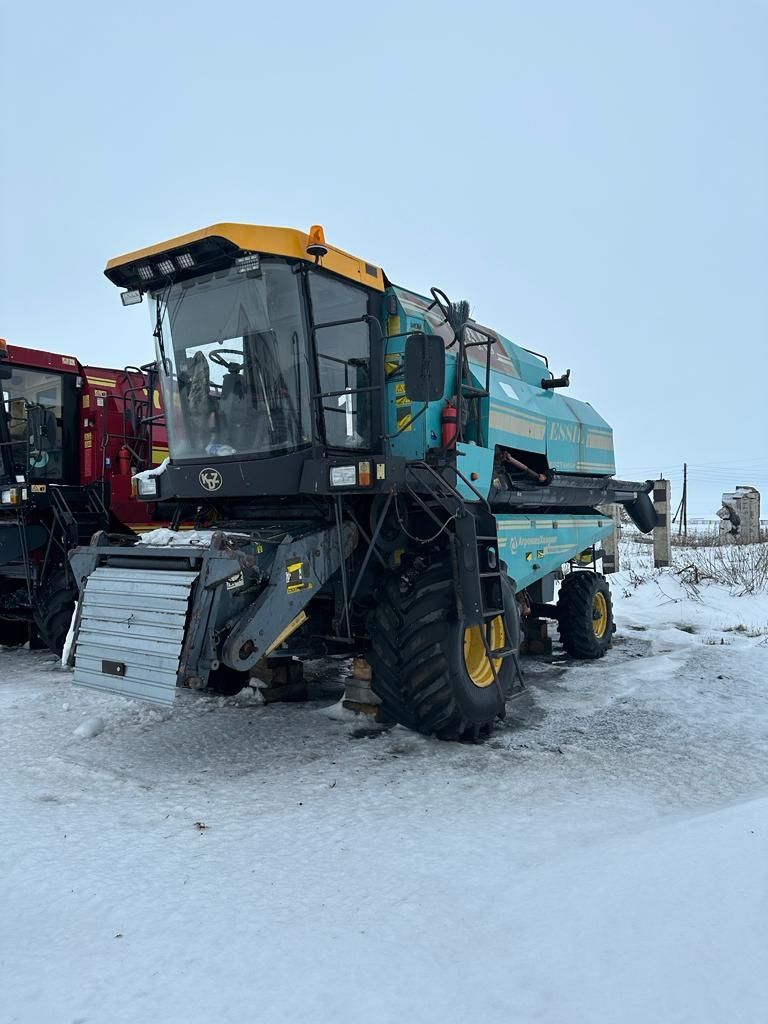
368, 562, 519, 741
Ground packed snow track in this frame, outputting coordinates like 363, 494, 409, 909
2, 544, 767, 1024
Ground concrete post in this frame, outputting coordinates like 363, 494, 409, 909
653, 479, 672, 568
718, 486, 761, 544
599, 503, 621, 574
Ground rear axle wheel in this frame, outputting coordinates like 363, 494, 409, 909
556, 571, 613, 659
34, 572, 77, 656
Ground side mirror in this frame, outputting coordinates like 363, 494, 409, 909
403, 333, 445, 403
0, 365, 11, 381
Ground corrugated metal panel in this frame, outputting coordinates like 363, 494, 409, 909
72, 567, 199, 705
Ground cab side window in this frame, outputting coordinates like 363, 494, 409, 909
309, 275, 371, 448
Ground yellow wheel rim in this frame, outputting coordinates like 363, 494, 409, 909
463, 615, 505, 688
592, 591, 608, 639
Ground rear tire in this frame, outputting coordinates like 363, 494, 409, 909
34, 573, 76, 656
557, 571, 613, 659
368, 561, 520, 741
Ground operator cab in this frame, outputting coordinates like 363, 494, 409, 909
154, 258, 376, 465
0, 346, 77, 485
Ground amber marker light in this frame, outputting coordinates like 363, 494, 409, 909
306, 224, 329, 260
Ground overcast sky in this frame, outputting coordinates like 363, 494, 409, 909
2, 0, 766, 515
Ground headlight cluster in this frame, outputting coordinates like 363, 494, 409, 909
136, 476, 158, 497
329, 461, 374, 488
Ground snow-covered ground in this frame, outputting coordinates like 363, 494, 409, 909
2, 541, 767, 1024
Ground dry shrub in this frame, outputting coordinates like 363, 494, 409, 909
674, 544, 768, 596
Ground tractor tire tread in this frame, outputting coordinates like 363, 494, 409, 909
557, 570, 613, 659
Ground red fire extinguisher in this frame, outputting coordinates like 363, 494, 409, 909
441, 399, 458, 450
117, 445, 132, 476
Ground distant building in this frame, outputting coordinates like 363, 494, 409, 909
717, 486, 761, 543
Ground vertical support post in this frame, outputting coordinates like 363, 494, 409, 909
683, 463, 688, 538
342, 658, 382, 716
600, 503, 621, 574
520, 617, 552, 656
653, 479, 672, 568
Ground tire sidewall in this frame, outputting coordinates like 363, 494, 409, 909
444, 576, 518, 724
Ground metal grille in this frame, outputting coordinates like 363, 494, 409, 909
72, 567, 199, 705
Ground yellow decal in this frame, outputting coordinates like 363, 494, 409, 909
142, 387, 162, 410
286, 560, 312, 593
82, 395, 90, 409
387, 315, 401, 336
394, 382, 406, 395
83, 433, 93, 449
265, 610, 308, 656
397, 412, 413, 432
31, 484, 47, 493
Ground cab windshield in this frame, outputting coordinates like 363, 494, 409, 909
1, 367, 66, 480
154, 260, 312, 460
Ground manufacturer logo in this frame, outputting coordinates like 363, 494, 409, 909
199, 467, 223, 492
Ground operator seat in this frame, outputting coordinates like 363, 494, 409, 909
219, 369, 248, 450
185, 351, 215, 451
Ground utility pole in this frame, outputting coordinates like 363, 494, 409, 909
683, 463, 688, 537
676, 463, 688, 537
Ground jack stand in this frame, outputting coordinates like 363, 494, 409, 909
520, 617, 552, 656
342, 657, 381, 717
250, 659, 308, 703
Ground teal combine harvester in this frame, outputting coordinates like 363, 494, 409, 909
68, 223, 656, 740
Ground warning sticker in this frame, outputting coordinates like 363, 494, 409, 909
286, 560, 312, 594
226, 571, 244, 591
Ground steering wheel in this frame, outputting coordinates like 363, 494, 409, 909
209, 349, 244, 373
